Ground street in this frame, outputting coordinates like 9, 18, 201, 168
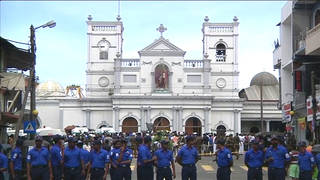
122, 154, 290, 180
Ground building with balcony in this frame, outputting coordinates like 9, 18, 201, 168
273, 0, 320, 142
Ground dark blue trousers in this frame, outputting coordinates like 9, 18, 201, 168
247, 167, 262, 180
52, 165, 62, 180
156, 166, 172, 180
141, 165, 153, 180
31, 166, 49, 180
90, 168, 105, 180
64, 166, 81, 180
137, 165, 143, 180
111, 166, 131, 180
182, 165, 196, 180
268, 168, 285, 180
299, 170, 312, 180
217, 166, 231, 180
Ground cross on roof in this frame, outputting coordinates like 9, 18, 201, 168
157, 24, 167, 37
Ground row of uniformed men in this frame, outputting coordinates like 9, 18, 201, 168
244, 136, 320, 180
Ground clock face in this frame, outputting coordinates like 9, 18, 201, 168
216, 78, 226, 88
98, 77, 109, 87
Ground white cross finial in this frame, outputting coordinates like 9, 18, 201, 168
157, 24, 167, 37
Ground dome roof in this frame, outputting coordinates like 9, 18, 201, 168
37, 81, 65, 97
250, 72, 278, 86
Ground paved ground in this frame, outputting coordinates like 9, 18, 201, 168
107, 154, 290, 180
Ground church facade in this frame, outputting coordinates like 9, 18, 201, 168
34, 16, 243, 134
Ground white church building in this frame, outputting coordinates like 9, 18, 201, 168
34, 15, 245, 134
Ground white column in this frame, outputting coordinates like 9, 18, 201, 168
140, 106, 145, 131
178, 107, 183, 132
85, 109, 91, 128
172, 107, 176, 131
147, 106, 151, 123
204, 107, 210, 133
234, 109, 240, 134
59, 109, 64, 129
113, 106, 120, 131
266, 120, 270, 132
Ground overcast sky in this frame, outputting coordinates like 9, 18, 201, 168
0, 1, 286, 90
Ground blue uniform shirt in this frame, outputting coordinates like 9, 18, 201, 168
316, 153, 320, 170
80, 149, 90, 164
90, 149, 110, 168
265, 145, 290, 168
0, 152, 8, 169
298, 151, 315, 171
50, 144, 62, 167
177, 145, 198, 165
11, 147, 22, 170
27, 147, 50, 166
244, 149, 264, 168
64, 147, 82, 168
140, 145, 153, 166
137, 144, 144, 166
110, 148, 133, 165
217, 147, 233, 167
154, 148, 173, 167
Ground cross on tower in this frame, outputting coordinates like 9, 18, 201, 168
157, 24, 167, 37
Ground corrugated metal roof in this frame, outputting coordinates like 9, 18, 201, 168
244, 85, 279, 101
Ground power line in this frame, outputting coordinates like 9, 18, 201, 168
4, 38, 30, 46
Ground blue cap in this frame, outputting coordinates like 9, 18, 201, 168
67, 137, 76, 143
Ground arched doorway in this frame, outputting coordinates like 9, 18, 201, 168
122, 117, 138, 133
185, 117, 202, 135
153, 117, 170, 132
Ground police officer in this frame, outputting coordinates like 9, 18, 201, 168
176, 136, 199, 180
10, 139, 23, 180
0, 144, 8, 180
315, 146, 320, 180
298, 141, 315, 180
110, 139, 133, 180
50, 135, 63, 180
215, 139, 233, 180
63, 137, 85, 180
87, 140, 110, 180
136, 136, 144, 180
244, 140, 264, 180
154, 140, 176, 180
265, 136, 290, 180
77, 140, 90, 180
26, 136, 53, 180
139, 136, 156, 180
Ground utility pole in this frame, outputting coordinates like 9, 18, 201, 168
260, 84, 264, 133
30, 25, 36, 125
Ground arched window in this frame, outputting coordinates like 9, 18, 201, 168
216, 43, 226, 62
98, 38, 110, 60
315, 9, 320, 27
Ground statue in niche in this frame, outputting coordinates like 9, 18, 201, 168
155, 64, 169, 89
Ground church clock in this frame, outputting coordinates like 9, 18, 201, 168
216, 78, 226, 88
98, 76, 109, 87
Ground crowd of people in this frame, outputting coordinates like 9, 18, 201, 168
0, 130, 320, 180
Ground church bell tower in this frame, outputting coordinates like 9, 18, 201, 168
85, 15, 123, 97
